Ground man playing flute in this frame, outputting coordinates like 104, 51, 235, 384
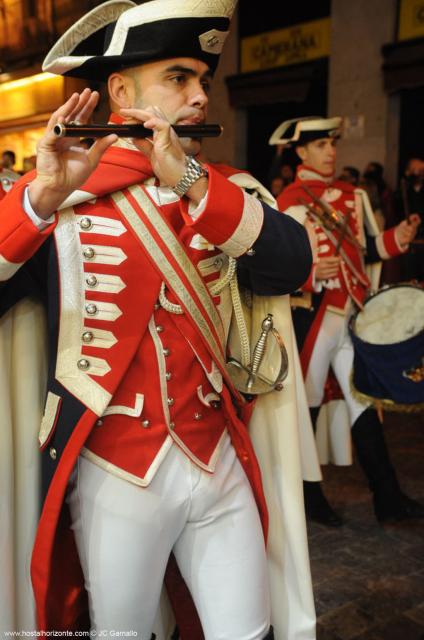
0, 1, 314, 637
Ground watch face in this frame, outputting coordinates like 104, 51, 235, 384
173, 156, 208, 196
192, 158, 208, 177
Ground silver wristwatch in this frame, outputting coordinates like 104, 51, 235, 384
172, 156, 208, 197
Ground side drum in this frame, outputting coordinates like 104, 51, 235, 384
349, 284, 424, 411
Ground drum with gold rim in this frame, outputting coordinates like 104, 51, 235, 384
349, 284, 424, 411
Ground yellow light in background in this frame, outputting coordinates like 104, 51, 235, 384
0, 126, 45, 173
0, 72, 64, 122
0, 72, 57, 92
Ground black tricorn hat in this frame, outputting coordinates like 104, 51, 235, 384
42, 0, 237, 81
269, 116, 343, 147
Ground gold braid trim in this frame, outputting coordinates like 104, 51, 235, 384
350, 375, 424, 414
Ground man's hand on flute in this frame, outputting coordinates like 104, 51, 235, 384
120, 105, 209, 206
28, 89, 118, 220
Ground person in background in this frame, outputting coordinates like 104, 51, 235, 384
2, 150, 18, 173
0, 150, 20, 199
270, 175, 284, 198
394, 156, 424, 281
280, 163, 294, 186
363, 161, 396, 228
22, 156, 37, 173
270, 163, 295, 198
268, 138, 295, 194
360, 173, 385, 232
272, 116, 423, 527
338, 165, 360, 186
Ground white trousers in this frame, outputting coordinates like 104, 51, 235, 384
304, 310, 368, 426
66, 434, 270, 640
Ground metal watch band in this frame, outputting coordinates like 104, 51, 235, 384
172, 156, 208, 197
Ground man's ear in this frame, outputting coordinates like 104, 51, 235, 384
108, 72, 134, 109
295, 145, 307, 162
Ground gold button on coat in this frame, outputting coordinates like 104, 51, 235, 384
86, 274, 98, 287
83, 247, 95, 259
85, 303, 98, 315
77, 358, 90, 370
82, 331, 94, 343
49, 447, 57, 460
79, 217, 93, 230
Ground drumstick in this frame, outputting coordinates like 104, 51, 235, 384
301, 184, 340, 225
301, 184, 363, 249
299, 197, 368, 287
298, 198, 363, 251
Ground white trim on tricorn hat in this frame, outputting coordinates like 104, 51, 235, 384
42, 1, 136, 76
269, 116, 343, 147
42, 0, 237, 80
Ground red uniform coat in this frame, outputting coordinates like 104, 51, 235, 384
0, 145, 311, 632
277, 165, 405, 373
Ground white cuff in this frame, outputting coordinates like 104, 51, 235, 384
23, 186, 55, 230
394, 226, 409, 253
188, 191, 208, 220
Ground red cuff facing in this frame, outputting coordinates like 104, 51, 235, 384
0, 181, 57, 263
378, 227, 405, 259
179, 165, 244, 241
179, 166, 264, 257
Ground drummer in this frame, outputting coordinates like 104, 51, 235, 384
272, 116, 423, 525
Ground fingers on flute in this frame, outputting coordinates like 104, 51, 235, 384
66, 89, 99, 124
45, 90, 97, 134
45, 93, 80, 132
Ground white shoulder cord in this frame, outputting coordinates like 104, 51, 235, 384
159, 255, 237, 313
208, 256, 237, 295
228, 271, 251, 368
159, 282, 185, 315
159, 256, 251, 368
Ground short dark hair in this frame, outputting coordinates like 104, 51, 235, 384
2, 150, 16, 164
367, 161, 383, 177
343, 165, 360, 182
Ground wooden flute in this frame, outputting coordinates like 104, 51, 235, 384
54, 122, 223, 139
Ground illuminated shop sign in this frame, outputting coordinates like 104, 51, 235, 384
241, 18, 331, 73
398, 0, 424, 41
